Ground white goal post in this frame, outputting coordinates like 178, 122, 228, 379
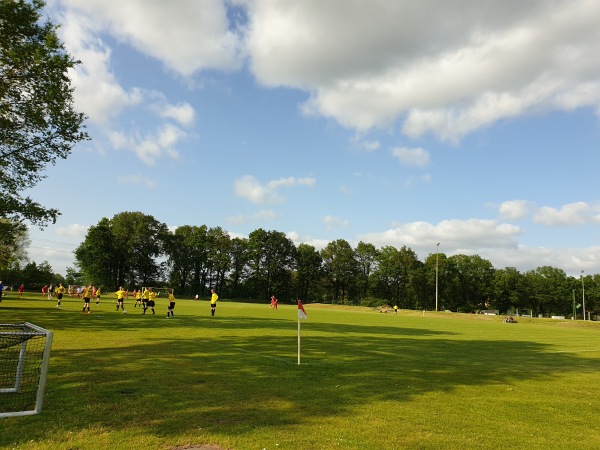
0, 323, 53, 418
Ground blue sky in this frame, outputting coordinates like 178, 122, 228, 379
27, 0, 600, 277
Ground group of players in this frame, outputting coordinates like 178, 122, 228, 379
39, 284, 219, 318
79, 286, 176, 318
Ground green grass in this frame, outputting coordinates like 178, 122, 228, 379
1, 293, 599, 449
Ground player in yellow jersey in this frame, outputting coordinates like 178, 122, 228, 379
144, 289, 156, 315
115, 287, 126, 312
82, 284, 94, 313
166, 292, 175, 318
210, 288, 218, 316
134, 289, 142, 307
55, 283, 66, 308
95, 286, 102, 305
141, 288, 150, 311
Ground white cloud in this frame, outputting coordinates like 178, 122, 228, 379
533, 201, 600, 227
159, 103, 196, 126
225, 209, 280, 224
57, 0, 242, 77
323, 215, 349, 230
55, 224, 89, 238
234, 175, 316, 204
286, 231, 330, 250
498, 200, 531, 220
116, 173, 157, 188
358, 219, 523, 250
108, 124, 186, 165
245, 1, 600, 139
59, 12, 142, 126
391, 147, 430, 167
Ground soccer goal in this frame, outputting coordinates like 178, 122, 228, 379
0, 323, 53, 418
516, 309, 533, 317
68, 285, 84, 298
141, 286, 173, 297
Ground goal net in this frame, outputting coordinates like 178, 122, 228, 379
0, 323, 53, 418
67, 285, 85, 297
141, 287, 174, 298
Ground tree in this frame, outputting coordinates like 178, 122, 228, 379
0, 0, 88, 228
493, 267, 525, 313
523, 266, 571, 316
74, 218, 116, 287
321, 239, 358, 304
371, 245, 420, 308
227, 237, 249, 298
354, 241, 379, 303
205, 226, 231, 293
294, 243, 323, 302
0, 218, 29, 272
445, 255, 495, 312
247, 229, 296, 301
75, 212, 168, 289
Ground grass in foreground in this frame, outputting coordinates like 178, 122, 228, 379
1, 293, 599, 449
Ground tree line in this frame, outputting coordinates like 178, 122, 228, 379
66, 211, 598, 318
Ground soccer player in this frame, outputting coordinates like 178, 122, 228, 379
210, 288, 218, 316
55, 283, 66, 308
18, 284, 24, 298
141, 287, 150, 312
167, 292, 175, 318
0, 280, 3, 303
95, 286, 101, 305
82, 284, 94, 314
115, 286, 126, 312
48, 283, 54, 300
134, 289, 142, 307
144, 289, 156, 315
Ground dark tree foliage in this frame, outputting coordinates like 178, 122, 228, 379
75, 212, 168, 289
69, 210, 599, 316
0, 0, 88, 227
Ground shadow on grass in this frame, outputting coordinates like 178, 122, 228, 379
1, 301, 598, 447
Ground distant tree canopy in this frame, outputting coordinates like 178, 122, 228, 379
70, 211, 600, 318
0, 0, 88, 229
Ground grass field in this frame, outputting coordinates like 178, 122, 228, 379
1, 292, 599, 449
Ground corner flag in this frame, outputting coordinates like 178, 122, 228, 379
298, 300, 307, 320
297, 300, 307, 365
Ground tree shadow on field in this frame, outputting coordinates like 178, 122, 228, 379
1, 305, 599, 447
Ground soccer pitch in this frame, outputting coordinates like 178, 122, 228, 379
1, 294, 599, 449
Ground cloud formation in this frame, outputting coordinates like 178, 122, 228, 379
234, 175, 316, 204
392, 147, 430, 167
244, 1, 600, 139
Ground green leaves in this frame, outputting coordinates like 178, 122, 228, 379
0, 0, 89, 227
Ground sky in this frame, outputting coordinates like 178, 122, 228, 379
24, 0, 600, 277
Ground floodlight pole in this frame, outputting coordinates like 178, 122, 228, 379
581, 271, 586, 321
435, 242, 440, 312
